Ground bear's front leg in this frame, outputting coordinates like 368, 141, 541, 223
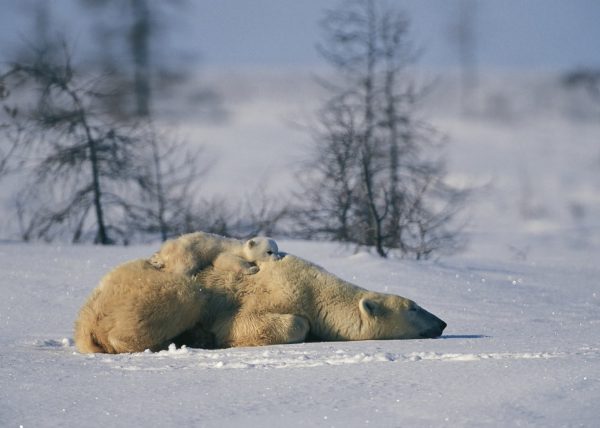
223, 313, 310, 348
213, 253, 259, 275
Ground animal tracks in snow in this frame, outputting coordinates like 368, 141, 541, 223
63, 342, 600, 372
30, 338, 600, 371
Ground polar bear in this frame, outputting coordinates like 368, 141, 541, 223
74, 254, 446, 353
74, 260, 212, 353
149, 231, 279, 276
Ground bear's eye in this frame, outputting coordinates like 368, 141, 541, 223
267, 251, 273, 255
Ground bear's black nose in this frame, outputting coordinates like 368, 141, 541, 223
419, 317, 447, 338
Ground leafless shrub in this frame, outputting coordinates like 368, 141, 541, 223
294, 0, 469, 259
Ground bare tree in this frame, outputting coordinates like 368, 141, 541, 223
80, 0, 160, 117
122, 128, 212, 241
0, 106, 27, 179
79, 0, 231, 241
296, 0, 467, 259
1, 41, 146, 244
449, 0, 479, 114
0, 2, 56, 180
0, 6, 243, 244
563, 68, 600, 105
295, 98, 360, 242
79, 0, 212, 120
238, 188, 290, 238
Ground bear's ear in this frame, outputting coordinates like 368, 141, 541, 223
247, 239, 256, 248
359, 298, 380, 317
148, 253, 164, 269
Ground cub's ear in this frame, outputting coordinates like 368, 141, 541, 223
247, 239, 256, 248
359, 298, 380, 317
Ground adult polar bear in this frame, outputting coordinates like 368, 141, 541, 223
75, 254, 447, 353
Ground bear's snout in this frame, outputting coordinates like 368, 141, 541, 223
419, 317, 447, 338
412, 306, 447, 339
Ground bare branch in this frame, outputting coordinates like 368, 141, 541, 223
295, 0, 468, 258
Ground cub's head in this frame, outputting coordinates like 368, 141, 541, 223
243, 237, 280, 262
357, 293, 446, 340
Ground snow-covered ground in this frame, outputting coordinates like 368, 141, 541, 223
1, 236, 599, 427
1, 71, 600, 426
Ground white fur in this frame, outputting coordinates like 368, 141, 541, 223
74, 254, 446, 353
149, 231, 279, 276
74, 259, 209, 353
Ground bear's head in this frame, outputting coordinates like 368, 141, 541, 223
357, 293, 446, 340
244, 237, 280, 262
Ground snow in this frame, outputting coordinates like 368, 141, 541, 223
1, 70, 600, 427
0, 236, 599, 427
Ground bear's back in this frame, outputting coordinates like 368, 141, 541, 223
195, 256, 313, 319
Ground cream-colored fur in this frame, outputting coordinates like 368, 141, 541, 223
74, 254, 446, 353
203, 255, 447, 348
149, 231, 279, 276
74, 259, 210, 353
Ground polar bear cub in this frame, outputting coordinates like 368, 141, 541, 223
149, 231, 280, 276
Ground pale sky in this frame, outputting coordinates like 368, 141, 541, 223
0, 0, 599, 71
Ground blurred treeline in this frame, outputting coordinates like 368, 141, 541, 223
13, 1, 595, 257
